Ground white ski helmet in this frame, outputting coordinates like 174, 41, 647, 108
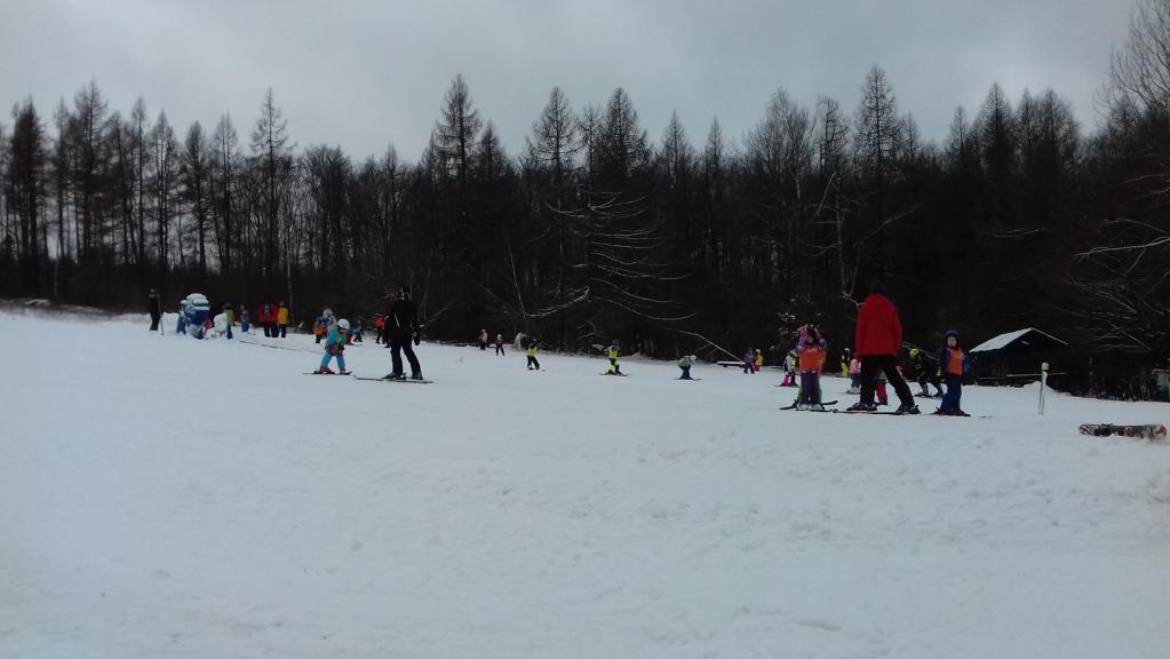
338, 318, 351, 331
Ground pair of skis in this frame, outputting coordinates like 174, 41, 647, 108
304, 371, 433, 384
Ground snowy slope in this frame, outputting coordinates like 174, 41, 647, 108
2, 311, 1169, 658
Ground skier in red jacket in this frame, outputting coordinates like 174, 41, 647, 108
847, 280, 919, 414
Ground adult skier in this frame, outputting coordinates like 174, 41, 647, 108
147, 288, 161, 331
385, 287, 423, 380
678, 354, 695, 380
847, 280, 919, 414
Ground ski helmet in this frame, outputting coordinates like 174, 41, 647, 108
338, 318, 351, 331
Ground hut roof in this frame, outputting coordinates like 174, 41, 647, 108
970, 328, 1067, 354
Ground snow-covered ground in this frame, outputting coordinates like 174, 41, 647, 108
2, 310, 1169, 658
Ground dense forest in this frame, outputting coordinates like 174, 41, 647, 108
3, 1, 1170, 396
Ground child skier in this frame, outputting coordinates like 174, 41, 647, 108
314, 308, 334, 344
936, 329, 971, 416
352, 318, 364, 343
607, 342, 622, 375
742, 350, 754, 374
754, 349, 764, 373
526, 338, 541, 370
781, 350, 798, 386
495, 333, 505, 356
314, 317, 327, 344
240, 308, 251, 335
909, 347, 944, 398
222, 303, 235, 340
795, 325, 828, 410
678, 354, 695, 380
478, 328, 489, 350
875, 368, 889, 406
374, 314, 385, 344
316, 318, 351, 374
848, 356, 862, 394
277, 302, 289, 338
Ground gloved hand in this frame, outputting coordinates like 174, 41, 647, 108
413, 333, 420, 346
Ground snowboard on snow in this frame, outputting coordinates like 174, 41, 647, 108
1078, 423, 1167, 440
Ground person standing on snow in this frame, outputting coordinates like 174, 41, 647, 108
847, 280, 919, 414
147, 288, 162, 331
315, 318, 351, 374
277, 302, 290, 338
936, 330, 971, 416
606, 342, 622, 375
526, 338, 541, 370
678, 354, 695, 380
909, 347, 944, 398
222, 303, 235, 340
795, 325, 828, 410
478, 328, 489, 351
495, 333, 505, 356
754, 349, 764, 373
386, 288, 423, 380
781, 350, 798, 386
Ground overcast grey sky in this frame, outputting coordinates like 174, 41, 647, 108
1, 0, 1136, 162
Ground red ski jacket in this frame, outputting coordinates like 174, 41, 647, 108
854, 294, 903, 356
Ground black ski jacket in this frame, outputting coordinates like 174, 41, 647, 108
387, 299, 418, 338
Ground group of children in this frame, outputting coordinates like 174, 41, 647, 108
477, 329, 507, 356
736, 326, 973, 415
309, 312, 971, 415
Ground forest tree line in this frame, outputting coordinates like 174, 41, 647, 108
3, 1, 1170, 396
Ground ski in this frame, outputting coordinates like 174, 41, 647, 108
353, 376, 433, 384
303, 371, 352, 376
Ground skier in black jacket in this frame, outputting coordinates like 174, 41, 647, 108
147, 288, 161, 331
385, 287, 423, 380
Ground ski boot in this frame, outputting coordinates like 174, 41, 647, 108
846, 402, 877, 413
315, 367, 336, 375
382, 372, 406, 381
410, 372, 425, 381
894, 403, 920, 415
